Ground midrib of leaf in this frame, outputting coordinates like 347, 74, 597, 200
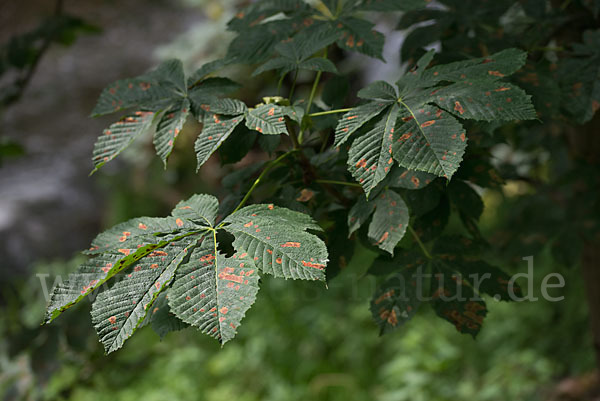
397, 98, 450, 177
46, 229, 209, 324
103, 243, 191, 353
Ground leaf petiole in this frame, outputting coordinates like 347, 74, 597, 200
408, 225, 432, 259
308, 108, 353, 117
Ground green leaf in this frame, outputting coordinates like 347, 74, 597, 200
91, 235, 201, 353
91, 76, 170, 117
168, 239, 260, 344
368, 190, 409, 255
223, 204, 328, 281
453, 260, 518, 302
348, 195, 376, 236
392, 105, 466, 179
421, 49, 529, 84
195, 113, 244, 169
146, 292, 189, 339
559, 29, 600, 124
245, 104, 288, 135
217, 124, 259, 165
387, 166, 436, 190
448, 179, 484, 221
432, 80, 536, 122
297, 57, 339, 74
171, 194, 220, 227
91, 59, 186, 117
208, 98, 248, 115
412, 195, 450, 242
86, 216, 201, 256
252, 57, 297, 76
430, 260, 487, 338
44, 252, 134, 323
187, 59, 231, 87
258, 134, 281, 154
348, 104, 399, 195
371, 269, 422, 334
357, 80, 397, 101
335, 17, 385, 61
147, 59, 187, 96
91, 111, 154, 173
226, 20, 296, 64
153, 98, 190, 167
334, 101, 388, 147
368, 249, 427, 276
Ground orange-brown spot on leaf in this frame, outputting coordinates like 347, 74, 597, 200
118, 249, 131, 256
108, 316, 117, 324
488, 70, 504, 77
301, 261, 324, 271
355, 158, 367, 168
346, 35, 355, 47
296, 189, 314, 202
460, 133, 466, 142
398, 132, 412, 141
411, 176, 420, 188
377, 232, 389, 244
421, 120, 435, 128
374, 289, 395, 305
218, 272, 244, 283
454, 101, 465, 115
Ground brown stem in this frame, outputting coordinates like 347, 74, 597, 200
582, 240, 600, 368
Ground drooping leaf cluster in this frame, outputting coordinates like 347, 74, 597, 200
45, 0, 600, 351
45, 194, 327, 352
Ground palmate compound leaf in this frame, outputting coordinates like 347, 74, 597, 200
91, 234, 204, 353
368, 235, 519, 337
347, 189, 409, 255
335, 49, 535, 192
168, 238, 260, 344
223, 204, 328, 281
194, 100, 289, 170
226, 0, 389, 64
45, 193, 327, 350
91, 59, 241, 172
